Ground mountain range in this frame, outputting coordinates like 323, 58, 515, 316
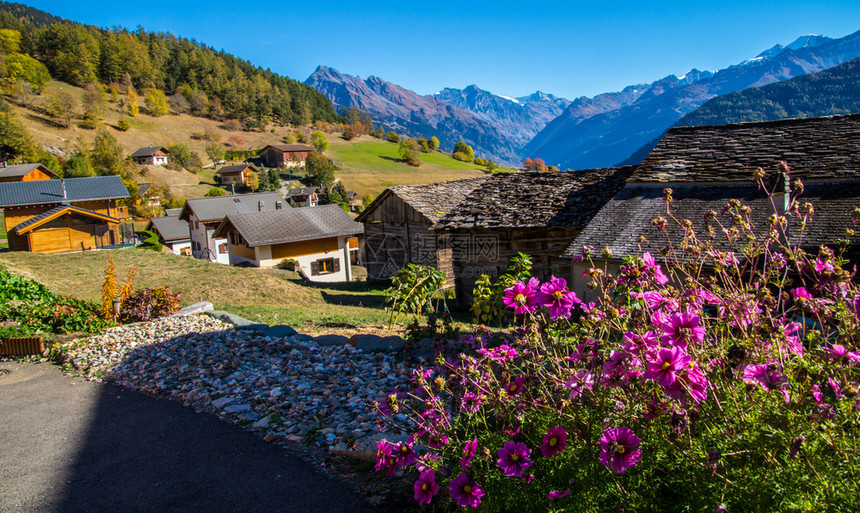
307, 30, 860, 169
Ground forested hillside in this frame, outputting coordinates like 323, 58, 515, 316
0, 1, 340, 126
677, 57, 860, 127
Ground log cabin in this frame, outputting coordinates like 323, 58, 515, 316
213, 203, 363, 281
357, 177, 486, 282
0, 163, 58, 183
0, 175, 131, 253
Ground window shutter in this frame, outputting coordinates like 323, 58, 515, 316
311, 260, 320, 276
332, 258, 341, 273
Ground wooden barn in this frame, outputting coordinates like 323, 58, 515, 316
0, 176, 131, 253
435, 168, 634, 303
357, 177, 486, 282
0, 163, 58, 183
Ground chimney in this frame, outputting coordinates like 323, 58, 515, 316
258, 200, 265, 211
61, 178, 67, 199
275, 201, 282, 210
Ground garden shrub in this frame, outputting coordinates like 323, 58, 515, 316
121, 286, 181, 322
373, 167, 860, 511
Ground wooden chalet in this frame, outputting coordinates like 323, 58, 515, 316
216, 164, 259, 188
259, 144, 315, 168
131, 146, 169, 166
213, 204, 363, 281
564, 113, 860, 298
435, 168, 634, 302
357, 177, 486, 282
146, 211, 192, 256
0, 163, 58, 183
283, 186, 320, 207
0, 176, 131, 253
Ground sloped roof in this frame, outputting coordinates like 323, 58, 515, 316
0, 163, 57, 180
562, 182, 860, 264
357, 177, 487, 225
260, 144, 316, 153
147, 215, 191, 242
213, 204, 363, 247
215, 164, 257, 175
634, 114, 860, 184
131, 146, 169, 158
13, 205, 120, 234
180, 192, 285, 223
0, 175, 129, 207
286, 187, 320, 197
436, 168, 635, 229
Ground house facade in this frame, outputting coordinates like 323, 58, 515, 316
216, 164, 259, 188
146, 212, 192, 256
564, 113, 860, 298
259, 144, 315, 168
0, 163, 58, 183
284, 186, 320, 207
179, 192, 285, 264
0, 176, 131, 253
131, 146, 170, 166
213, 204, 363, 282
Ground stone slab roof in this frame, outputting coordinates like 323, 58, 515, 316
634, 114, 860, 184
181, 192, 285, 223
147, 215, 191, 242
436, 167, 635, 230
286, 187, 320, 197
563, 182, 860, 264
0, 175, 129, 207
214, 204, 363, 247
356, 177, 487, 226
0, 163, 57, 180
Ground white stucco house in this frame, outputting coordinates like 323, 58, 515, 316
179, 192, 285, 264
213, 204, 363, 282
145, 212, 192, 256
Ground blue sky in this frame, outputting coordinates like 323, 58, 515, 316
22, 0, 860, 100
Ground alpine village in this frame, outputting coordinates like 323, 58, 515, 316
3, 2, 860, 512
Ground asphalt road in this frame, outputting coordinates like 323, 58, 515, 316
0, 361, 378, 513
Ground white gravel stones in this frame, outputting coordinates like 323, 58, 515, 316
61, 315, 417, 452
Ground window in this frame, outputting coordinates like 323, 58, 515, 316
319, 258, 333, 273
218, 243, 228, 254
312, 258, 340, 275
180, 246, 191, 256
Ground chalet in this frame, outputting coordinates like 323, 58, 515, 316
0, 163, 58, 183
146, 212, 192, 256
136, 183, 161, 207
434, 168, 634, 302
259, 144, 315, 168
131, 146, 170, 166
563, 113, 860, 298
179, 192, 285, 264
346, 190, 361, 211
213, 204, 363, 281
0, 176, 131, 253
283, 186, 321, 207
216, 164, 259, 188
357, 177, 486, 282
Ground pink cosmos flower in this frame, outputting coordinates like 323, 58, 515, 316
644, 347, 692, 387
413, 470, 439, 505
449, 473, 484, 508
536, 276, 580, 319
661, 311, 705, 349
621, 330, 660, 353
394, 441, 418, 467
477, 344, 519, 363
427, 432, 450, 448
815, 257, 835, 273
461, 392, 483, 413
743, 362, 790, 402
503, 277, 540, 314
461, 438, 478, 470
374, 440, 398, 476
539, 426, 567, 457
630, 291, 679, 311
666, 363, 709, 405
505, 376, 527, 396
496, 440, 533, 477
415, 452, 441, 473
548, 489, 571, 501
823, 344, 860, 364
642, 252, 670, 284
598, 427, 642, 474
565, 369, 595, 399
